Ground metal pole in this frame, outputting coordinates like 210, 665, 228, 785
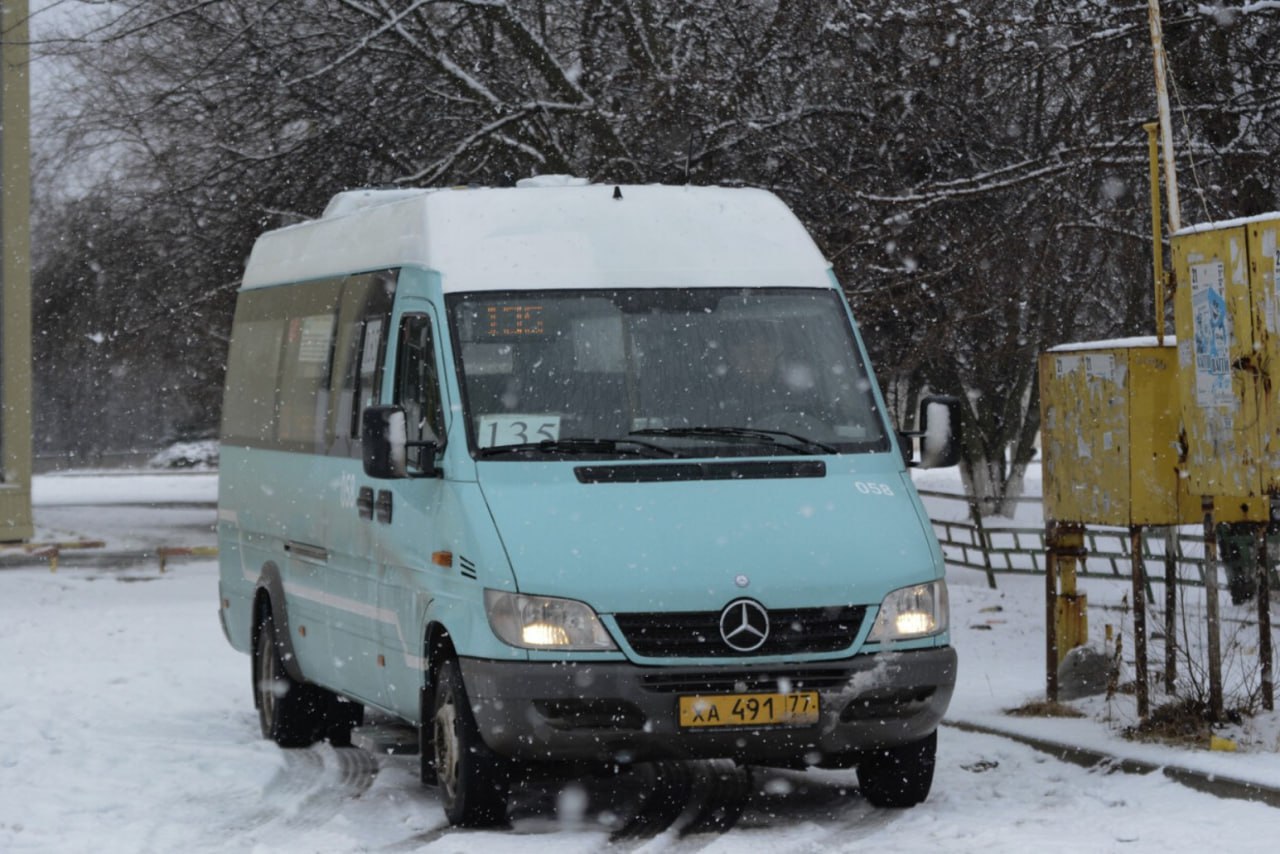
1146, 104, 1172, 701
1046, 521, 1059, 701
1148, 0, 1182, 233
1260, 512, 1275, 712
1164, 527, 1178, 693
1145, 123, 1166, 344
1202, 497, 1224, 720
1131, 527, 1149, 718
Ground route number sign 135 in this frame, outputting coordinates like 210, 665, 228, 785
477, 414, 562, 448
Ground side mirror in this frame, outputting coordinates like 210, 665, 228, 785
918, 395, 961, 469
362, 406, 409, 479
362, 406, 442, 478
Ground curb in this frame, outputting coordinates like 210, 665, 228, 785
945, 719, 1280, 809
0, 547, 217, 571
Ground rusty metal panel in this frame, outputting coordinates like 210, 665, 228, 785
1247, 217, 1280, 493
1040, 346, 1136, 526
1044, 340, 1264, 527
1126, 346, 1190, 525
1210, 494, 1268, 523
1039, 342, 1235, 526
1172, 226, 1264, 497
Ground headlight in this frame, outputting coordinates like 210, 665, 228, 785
866, 580, 948, 642
484, 590, 618, 651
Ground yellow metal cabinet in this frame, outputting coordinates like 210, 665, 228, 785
1041, 342, 1187, 525
1246, 217, 1280, 490
1172, 223, 1266, 497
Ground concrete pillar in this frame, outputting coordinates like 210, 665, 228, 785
0, 0, 35, 542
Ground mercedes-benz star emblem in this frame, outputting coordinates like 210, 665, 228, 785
719, 598, 770, 652
734, 574, 750, 588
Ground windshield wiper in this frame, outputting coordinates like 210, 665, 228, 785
477, 437, 678, 459
629, 426, 837, 455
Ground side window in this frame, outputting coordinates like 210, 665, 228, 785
223, 278, 341, 453
328, 271, 396, 458
394, 313, 446, 470
276, 313, 336, 447
222, 316, 285, 446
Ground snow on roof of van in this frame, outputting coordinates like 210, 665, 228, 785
240, 183, 832, 291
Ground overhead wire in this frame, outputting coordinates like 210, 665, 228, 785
1163, 49, 1212, 224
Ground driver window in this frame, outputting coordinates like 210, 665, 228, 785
394, 314, 446, 468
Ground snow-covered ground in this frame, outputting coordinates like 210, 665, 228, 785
2, 469, 1279, 852
25, 470, 218, 556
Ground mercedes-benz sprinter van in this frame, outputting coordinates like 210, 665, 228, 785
217, 179, 959, 826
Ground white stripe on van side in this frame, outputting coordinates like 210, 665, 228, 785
277, 575, 427, 672
284, 580, 389, 622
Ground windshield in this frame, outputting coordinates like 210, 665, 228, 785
447, 288, 891, 458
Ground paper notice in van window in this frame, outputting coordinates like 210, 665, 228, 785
573, 316, 625, 371
299, 316, 334, 364
361, 319, 383, 373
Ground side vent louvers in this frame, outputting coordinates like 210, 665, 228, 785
459, 556, 478, 580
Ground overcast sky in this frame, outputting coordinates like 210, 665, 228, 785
25, 0, 92, 102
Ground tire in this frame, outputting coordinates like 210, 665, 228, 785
326, 697, 365, 748
419, 687, 437, 786
856, 730, 937, 808
431, 658, 510, 826
253, 608, 327, 748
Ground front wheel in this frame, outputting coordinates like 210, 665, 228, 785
856, 730, 937, 808
432, 658, 511, 826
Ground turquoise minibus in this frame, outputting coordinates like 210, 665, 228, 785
217, 179, 959, 826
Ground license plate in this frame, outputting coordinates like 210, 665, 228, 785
678, 691, 820, 728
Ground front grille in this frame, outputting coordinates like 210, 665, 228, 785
613, 605, 865, 658
640, 668, 854, 694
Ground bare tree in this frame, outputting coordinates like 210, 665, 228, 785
30, 0, 1280, 505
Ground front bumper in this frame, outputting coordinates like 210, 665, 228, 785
459, 646, 956, 766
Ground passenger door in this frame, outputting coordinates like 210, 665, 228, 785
263, 280, 342, 683
323, 271, 396, 707
376, 302, 450, 719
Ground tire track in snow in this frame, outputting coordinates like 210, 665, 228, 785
391, 761, 900, 849
738, 767, 903, 841
217, 745, 381, 849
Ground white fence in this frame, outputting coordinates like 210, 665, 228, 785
918, 489, 1225, 592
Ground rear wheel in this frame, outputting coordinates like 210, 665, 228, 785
432, 658, 510, 826
254, 608, 328, 747
856, 731, 937, 808
326, 697, 364, 747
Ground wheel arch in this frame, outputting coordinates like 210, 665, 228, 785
421, 620, 457, 717
251, 561, 306, 684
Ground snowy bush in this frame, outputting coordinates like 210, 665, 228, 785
147, 440, 219, 470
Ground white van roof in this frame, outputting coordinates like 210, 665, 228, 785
240, 183, 832, 291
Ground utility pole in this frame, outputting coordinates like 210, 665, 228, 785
0, 0, 35, 542
1148, 0, 1181, 233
